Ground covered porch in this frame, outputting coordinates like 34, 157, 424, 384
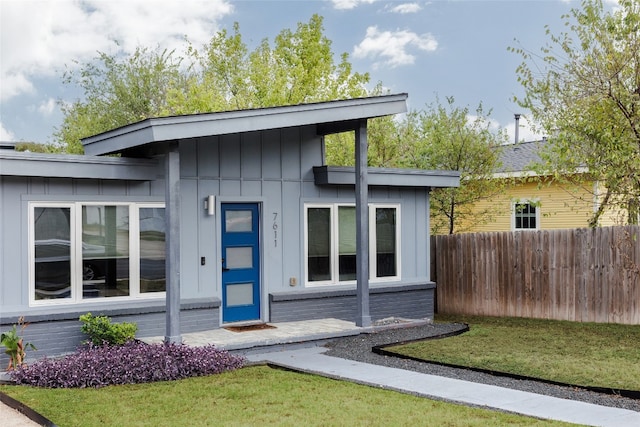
143, 317, 432, 352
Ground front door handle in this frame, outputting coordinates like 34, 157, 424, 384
222, 258, 230, 272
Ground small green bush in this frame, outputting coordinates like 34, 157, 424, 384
79, 313, 137, 346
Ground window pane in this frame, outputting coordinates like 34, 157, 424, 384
226, 210, 252, 232
227, 247, 253, 269
376, 208, 397, 277
34, 207, 72, 300
140, 208, 166, 293
338, 206, 356, 281
515, 203, 536, 230
82, 205, 130, 298
226, 283, 253, 306
307, 208, 331, 281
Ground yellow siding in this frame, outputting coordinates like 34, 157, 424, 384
445, 179, 597, 233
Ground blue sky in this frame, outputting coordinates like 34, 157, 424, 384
0, 0, 612, 145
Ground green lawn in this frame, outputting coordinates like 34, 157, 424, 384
0, 365, 574, 427
386, 315, 640, 391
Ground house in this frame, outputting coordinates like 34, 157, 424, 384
0, 94, 460, 360
458, 139, 618, 233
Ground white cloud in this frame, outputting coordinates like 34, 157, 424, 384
353, 26, 437, 68
464, 114, 542, 144
389, 3, 422, 14
0, 73, 35, 101
0, 0, 233, 102
38, 98, 57, 117
331, 0, 376, 10
0, 122, 15, 141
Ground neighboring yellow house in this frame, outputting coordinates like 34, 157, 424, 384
457, 140, 620, 233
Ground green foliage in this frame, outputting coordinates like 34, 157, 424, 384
56, 15, 370, 152
56, 47, 182, 153
511, 0, 640, 226
79, 312, 137, 346
13, 142, 61, 153
398, 97, 508, 234
1, 317, 36, 370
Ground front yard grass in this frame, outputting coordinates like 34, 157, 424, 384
386, 315, 640, 391
0, 365, 574, 426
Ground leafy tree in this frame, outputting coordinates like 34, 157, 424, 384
399, 97, 507, 234
57, 48, 182, 153
325, 84, 404, 168
180, 15, 370, 110
56, 15, 371, 153
512, 0, 640, 226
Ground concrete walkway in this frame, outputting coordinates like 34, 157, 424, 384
246, 346, 640, 427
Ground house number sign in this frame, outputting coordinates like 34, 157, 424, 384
273, 212, 279, 247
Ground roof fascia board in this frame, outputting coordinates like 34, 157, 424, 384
82, 94, 408, 156
492, 166, 589, 179
313, 166, 460, 188
0, 151, 159, 180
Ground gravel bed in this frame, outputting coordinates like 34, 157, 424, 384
323, 321, 640, 412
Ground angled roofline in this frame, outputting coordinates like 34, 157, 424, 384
82, 94, 408, 156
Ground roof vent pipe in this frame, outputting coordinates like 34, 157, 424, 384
514, 114, 521, 144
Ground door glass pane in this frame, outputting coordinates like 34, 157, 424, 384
82, 205, 130, 298
338, 206, 356, 281
140, 208, 166, 293
307, 207, 330, 281
227, 282, 253, 306
376, 208, 396, 277
226, 210, 252, 232
34, 207, 72, 300
227, 247, 253, 269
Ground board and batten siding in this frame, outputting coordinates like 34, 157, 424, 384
0, 174, 162, 311
178, 126, 322, 300
180, 126, 433, 299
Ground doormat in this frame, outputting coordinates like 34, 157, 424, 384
224, 323, 276, 333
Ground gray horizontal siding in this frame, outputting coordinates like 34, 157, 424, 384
269, 283, 435, 323
0, 303, 220, 365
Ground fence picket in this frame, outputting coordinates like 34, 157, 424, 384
432, 226, 640, 324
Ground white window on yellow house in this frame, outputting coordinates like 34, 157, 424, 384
513, 201, 539, 230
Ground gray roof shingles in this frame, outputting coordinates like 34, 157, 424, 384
497, 139, 546, 173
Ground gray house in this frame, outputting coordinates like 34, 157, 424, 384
0, 94, 459, 359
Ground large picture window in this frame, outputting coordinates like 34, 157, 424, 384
305, 203, 400, 286
30, 202, 165, 304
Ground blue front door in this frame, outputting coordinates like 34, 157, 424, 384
221, 203, 261, 323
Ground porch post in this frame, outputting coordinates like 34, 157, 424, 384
165, 141, 182, 343
355, 119, 372, 327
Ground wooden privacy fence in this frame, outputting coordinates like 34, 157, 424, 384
431, 226, 640, 324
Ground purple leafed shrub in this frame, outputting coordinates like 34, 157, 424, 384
9, 341, 245, 388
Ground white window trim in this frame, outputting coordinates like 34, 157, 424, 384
304, 203, 401, 287
29, 202, 166, 306
511, 199, 540, 231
